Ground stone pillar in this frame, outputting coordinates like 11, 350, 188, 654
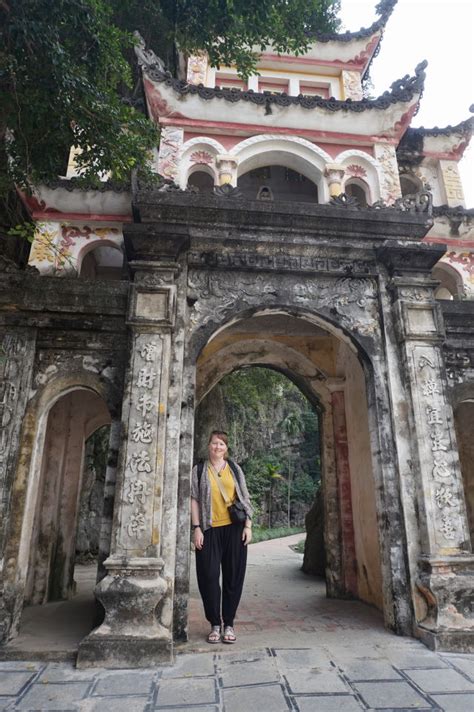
381, 241, 474, 651
96, 419, 121, 583
77, 270, 177, 667
216, 154, 238, 186
324, 164, 346, 197
330, 388, 358, 598
0, 329, 36, 642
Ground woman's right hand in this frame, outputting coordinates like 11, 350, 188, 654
193, 527, 204, 550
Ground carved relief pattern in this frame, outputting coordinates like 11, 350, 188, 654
188, 269, 380, 339
186, 54, 208, 85
190, 151, 213, 165
346, 164, 367, 178
157, 127, 184, 181
414, 349, 465, 544
375, 144, 402, 204
444, 348, 472, 384
342, 70, 363, 101
120, 333, 163, 548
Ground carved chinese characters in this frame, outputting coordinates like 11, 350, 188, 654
416, 349, 466, 547
118, 333, 164, 550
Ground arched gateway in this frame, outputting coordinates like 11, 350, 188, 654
1, 186, 474, 666
2, 4, 474, 668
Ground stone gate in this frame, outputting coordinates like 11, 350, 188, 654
2, 185, 474, 667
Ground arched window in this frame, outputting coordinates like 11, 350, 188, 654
400, 174, 422, 197
238, 166, 318, 203
79, 244, 123, 280
187, 170, 215, 193
345, 180, 369, 207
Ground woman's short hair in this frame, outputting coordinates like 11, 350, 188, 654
208, 430, 229, 446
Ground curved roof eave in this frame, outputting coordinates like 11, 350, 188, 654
309, 0, 397, 44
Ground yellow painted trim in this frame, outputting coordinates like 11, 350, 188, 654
219, 64, 338, 80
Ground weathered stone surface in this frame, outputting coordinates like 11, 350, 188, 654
1, 189, 474, 665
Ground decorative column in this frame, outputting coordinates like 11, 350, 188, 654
77, 266, 177, 667
216, 154, 238, 186
324, 164, 346, 197
380, 241, 474, 651
0, 329, 36, 642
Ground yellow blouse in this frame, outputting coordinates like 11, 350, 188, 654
208, 462, 236, 527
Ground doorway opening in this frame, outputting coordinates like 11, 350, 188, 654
183, 310, 385, 645
14, 388, 111, 653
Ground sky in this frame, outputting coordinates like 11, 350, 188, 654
339, 0, 474, 206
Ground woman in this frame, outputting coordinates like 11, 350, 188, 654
191, 430, 253, 644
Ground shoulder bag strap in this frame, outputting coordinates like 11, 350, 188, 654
208, 464, 232, 506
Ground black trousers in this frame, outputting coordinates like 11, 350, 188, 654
195, 523, 247, 627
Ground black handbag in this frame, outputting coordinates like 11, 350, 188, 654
228, 500, 247, 524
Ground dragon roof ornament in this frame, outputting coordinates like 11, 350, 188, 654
142, 60, 427, 113
310, 0, 397, 43
406, 111, 474, 138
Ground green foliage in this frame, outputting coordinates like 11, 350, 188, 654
251, 526, 305, 544
0, 0, 339, 203
218, 367, 321, 525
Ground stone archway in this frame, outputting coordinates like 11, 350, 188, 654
2, 376, 117, 642
173, 309, 388, 641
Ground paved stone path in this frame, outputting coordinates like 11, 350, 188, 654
1, 535, 474, 710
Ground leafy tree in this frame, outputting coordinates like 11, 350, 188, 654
0, 0, 340, 212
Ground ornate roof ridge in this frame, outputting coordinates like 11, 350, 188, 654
309, 0, 397, 43
406, 113, 474, 138
144, 59, 427, 113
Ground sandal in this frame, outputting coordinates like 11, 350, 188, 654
207, 625, 221, 644
223, 626, 236, 644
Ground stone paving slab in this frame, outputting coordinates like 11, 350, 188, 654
91, 670, 156, 697
339, 659, 403, 681
293, 696, 364, 712
155, 676, 218, 707
352, 680, 431, 709
0, 671, 36, 695
16, 680, 91, 709
222, 683, 290, 712
442, 655, 474, 680
403, 666, 474, 693
160, 651, 215, 678
285, 669, 349, 694
431, 693, 474, 711
79, 696, 149, 712
220, 658, 279, 687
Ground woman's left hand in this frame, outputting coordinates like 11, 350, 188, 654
242, 525, 252, 545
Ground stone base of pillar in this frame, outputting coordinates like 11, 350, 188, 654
415, 554, 474, 654
76, 556, 172, 668
416, 625, 474, 653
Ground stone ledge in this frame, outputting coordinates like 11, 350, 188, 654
416, 625, 474, 653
